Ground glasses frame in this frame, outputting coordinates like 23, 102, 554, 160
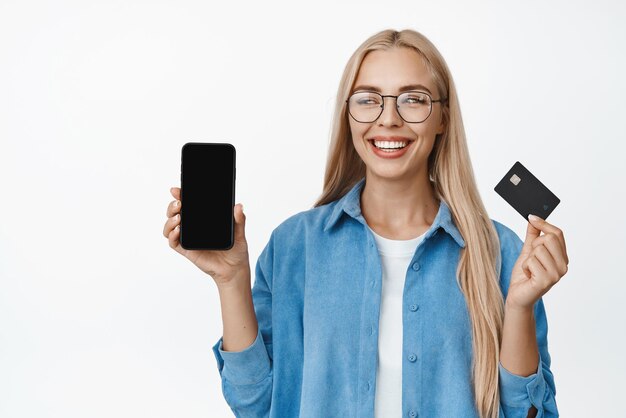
345, 90, 448, 124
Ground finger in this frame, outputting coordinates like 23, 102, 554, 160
163, 213, 181, 238
522, 258, 531, 279
532, 244, 560, 285
233, 203, 246, 242
522, 253, 534, 279
521, 220, 542, 257
533, 234, 568, 277
531, 233, 568, 267
166, 199, 181, 218
168, 223, 182, 251
170, 187, 181, 200
526, 254, 547, 281
528, 214, 566, 249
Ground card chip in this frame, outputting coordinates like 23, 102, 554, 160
510, 174, 521, 185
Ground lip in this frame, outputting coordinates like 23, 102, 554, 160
367, 136, 414, 159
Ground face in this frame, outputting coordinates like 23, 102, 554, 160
348, 47, 445, 181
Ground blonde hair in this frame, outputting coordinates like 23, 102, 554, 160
312, 29, 504, 418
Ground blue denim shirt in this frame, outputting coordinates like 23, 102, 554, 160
212, 177, 558, 418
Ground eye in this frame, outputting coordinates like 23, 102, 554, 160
401, 92, 429, 105
407, 96, 425, 104
354, 93, 382, 106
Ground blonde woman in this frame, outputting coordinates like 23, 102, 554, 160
163, 28, 566, 418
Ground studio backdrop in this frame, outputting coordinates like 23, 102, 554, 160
1, 0, 624, 417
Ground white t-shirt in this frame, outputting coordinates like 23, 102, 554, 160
367, 225, 426, 418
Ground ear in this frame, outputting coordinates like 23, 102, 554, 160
437, 120, 445, 135
437, 109, 447, 135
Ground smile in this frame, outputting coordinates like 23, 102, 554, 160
368, 139, 413, 158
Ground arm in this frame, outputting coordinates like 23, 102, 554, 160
500, 302, 540, 418
211, 231, 275, 417
219, 268, 259, 352
498, 297, 558, 418
496, 223, 560, 418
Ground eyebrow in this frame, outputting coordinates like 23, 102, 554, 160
352, 84, 432, 95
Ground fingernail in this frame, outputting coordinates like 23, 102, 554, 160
174, 200, 179, 207
528, 214, 540, 222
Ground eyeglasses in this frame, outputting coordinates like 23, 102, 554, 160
345, 90, 447, 124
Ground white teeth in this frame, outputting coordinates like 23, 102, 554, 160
372, 140, 408, 149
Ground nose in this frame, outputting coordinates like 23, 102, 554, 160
378, 96, 403, 127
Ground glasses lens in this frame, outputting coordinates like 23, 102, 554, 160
397, 91, 431, 123
348, 92, 383, 122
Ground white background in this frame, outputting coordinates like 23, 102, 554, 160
1, 0, 624, 416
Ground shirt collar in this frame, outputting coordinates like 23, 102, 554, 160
322, 176, 466, 248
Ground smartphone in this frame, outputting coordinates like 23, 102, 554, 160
180, 142, 236, 250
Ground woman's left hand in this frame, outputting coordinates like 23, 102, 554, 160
506, 214, 569, 311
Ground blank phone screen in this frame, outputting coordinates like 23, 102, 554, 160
180, 142, 235, 250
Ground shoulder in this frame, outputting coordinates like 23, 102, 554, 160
270, 200, 338, 243
491, 219, 524, 256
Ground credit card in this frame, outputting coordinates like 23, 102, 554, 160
494, 161, 560, 221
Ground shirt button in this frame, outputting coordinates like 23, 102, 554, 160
368, 326, 373, 336
412, 262, 421, 271
409, 410, 417, 417
366, 381, 371, 391
370, 280, 375, 288
408, 353, 417, 362
409, 304, 419, 311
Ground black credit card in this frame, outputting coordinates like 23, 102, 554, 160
494, 161, 560, 221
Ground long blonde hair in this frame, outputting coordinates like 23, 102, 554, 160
312, 29, 504, 418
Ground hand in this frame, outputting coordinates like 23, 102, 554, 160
506, 214, 569, 311
162, 187, 251, 286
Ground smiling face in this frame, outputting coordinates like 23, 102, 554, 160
348, 47, 445, 182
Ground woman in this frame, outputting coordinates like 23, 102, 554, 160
163, 29, 567, 418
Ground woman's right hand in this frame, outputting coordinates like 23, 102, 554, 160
163, 186, 251, 287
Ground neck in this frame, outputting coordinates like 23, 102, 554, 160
360, 170, 439, 239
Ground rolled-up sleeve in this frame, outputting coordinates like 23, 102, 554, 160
498, 298, 559, 417
213, 326, 271, 385
211, 230, 275, 417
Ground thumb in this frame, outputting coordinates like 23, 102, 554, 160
520, 217, 541, 257
234, 203, 247, 242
